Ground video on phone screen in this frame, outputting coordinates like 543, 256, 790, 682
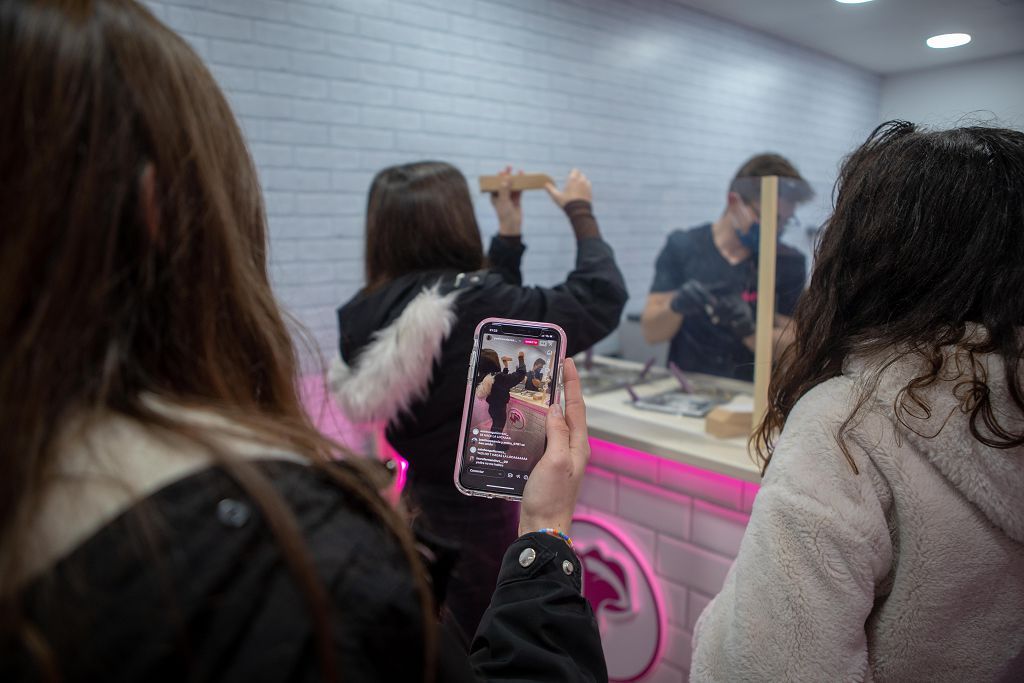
461, 331, 559, 496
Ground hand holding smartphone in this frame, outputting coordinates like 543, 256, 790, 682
517, 356, 590, 535
454, 318, 567, 501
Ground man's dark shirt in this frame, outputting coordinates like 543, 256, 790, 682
650, 223, 806, 381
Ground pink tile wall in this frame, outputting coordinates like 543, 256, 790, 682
657, 537, 734, 597
579, 441, 759, 681
618, 478, 692, 541
687, 591, 713, 633
692, 501, 749, 557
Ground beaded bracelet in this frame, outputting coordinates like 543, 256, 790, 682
536, 527, 573, 548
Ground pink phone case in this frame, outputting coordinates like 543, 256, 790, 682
453, 317, 568, 502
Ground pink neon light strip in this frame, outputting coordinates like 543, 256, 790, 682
589, 436, 757, 492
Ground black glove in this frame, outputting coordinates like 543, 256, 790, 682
670, 280, 715, 317
671, 280, 755, 339
711, 291, 756, 339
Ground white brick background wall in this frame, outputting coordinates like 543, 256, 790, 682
575, 442, 760, 680
142, 0, 880, 367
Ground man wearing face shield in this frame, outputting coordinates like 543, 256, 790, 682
641, 154, 813, 381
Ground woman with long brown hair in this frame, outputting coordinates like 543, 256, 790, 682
691, 122, 1024, 681
332, 163, 628, 638
0, 1, 604, 680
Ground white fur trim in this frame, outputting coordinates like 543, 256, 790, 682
475, 373, 494, 400
329, 283, 460, 425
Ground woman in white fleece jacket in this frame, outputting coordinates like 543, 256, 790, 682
692, 122, 1024, 682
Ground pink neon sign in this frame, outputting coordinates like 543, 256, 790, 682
573, 514, 667, 682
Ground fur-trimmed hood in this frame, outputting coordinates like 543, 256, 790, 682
330, 280, 460, 426
327, 232, 627, 487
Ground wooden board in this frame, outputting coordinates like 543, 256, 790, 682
705, 405, 753, 439
752, 175, 779, 427
478, 173, 554, 193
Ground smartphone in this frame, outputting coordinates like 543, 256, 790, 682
454, 317, 567, 501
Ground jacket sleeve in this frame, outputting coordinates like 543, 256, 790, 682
488, 235, 526, 286
487, 201, 629, 356
468, 533, 607, 682
509, 360, 527, 387
690, 380, 894, 682
493, 361, 526, 391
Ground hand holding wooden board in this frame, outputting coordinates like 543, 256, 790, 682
478, 173, 554, 193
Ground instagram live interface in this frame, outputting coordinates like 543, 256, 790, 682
461, 331, 558, 495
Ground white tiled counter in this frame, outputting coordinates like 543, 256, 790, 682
570, 358, 761, 682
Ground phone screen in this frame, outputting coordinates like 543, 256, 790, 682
456, 321, 563, 499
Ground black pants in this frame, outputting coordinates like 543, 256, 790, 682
488, 401, 508, 433
411, 482, 519, 641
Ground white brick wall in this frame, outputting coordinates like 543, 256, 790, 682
145, 0, 880, 366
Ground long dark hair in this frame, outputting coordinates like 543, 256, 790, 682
364, 161, 485, 289
0, 1, 434, 679
477, 349, 501, 382
755, 121, 1024, 473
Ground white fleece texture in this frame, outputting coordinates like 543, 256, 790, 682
691, 346, 1024, 682
328, 284, 459, 426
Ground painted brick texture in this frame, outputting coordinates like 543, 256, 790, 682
145, 0, 879, 366
579, 460, 754, 679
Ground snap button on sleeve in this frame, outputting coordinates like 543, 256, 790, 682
562, 559, 575, 575
217, 498, 251, 528
519, 547, 537, 567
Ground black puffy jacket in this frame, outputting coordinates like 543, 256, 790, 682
330, 200, 627, 640
3, 461, 607, 682
333, 201, 629, 490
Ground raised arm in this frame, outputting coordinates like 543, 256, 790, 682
493, 353, 527, 390
494, 170, 629, 356
488, 167, 526, 285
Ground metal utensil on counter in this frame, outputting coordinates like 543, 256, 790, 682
668, 361, 695, 394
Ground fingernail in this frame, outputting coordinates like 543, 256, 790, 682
550, 403, 563, 417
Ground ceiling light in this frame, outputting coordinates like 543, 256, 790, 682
926, 33, 972, 49
835, 0, 874, 4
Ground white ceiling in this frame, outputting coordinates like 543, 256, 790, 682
668, 0, 1024, 75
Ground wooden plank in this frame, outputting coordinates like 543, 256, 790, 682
752, 175, 779, 429
705, 404, 754, 439
478, 173, 554, 193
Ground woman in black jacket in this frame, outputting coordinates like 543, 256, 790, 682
331, 163, 629, 637
0, 2, 605, 681
479, 350, 527, 433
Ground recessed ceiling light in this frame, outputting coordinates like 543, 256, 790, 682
835, 0, 874, 4
926, 33, 972, 49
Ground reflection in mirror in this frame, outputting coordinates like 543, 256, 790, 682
590, 163, 817, 441
627, 156, 816, 393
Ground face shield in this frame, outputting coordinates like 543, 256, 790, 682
728, 176, 815, 253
